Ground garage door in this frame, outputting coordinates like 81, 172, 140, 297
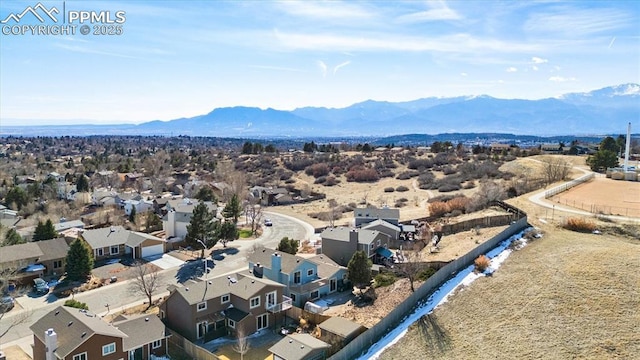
141, 244, 164, 258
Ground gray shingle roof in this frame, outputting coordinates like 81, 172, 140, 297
80, 226, 164, 249
247, 247, 306, 274
113, 314, 168, 351
318, 317, 365, 338
320, 227, 383, 245
269, 334, 330, 360
174, 271, 284, 305
354, 207, 400, 220
36, 238, 70, 262
30, 306, 127, 358
0, 242, 43, 264
307, 255, 346, 279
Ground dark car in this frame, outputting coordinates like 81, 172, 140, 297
0, 296, 15, 313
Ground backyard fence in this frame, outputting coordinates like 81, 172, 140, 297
285, 306, 332, 326
544, 173, 595, 199
168, 330, 220, 360
550, 198, 639, 218
328, 215, 529, 360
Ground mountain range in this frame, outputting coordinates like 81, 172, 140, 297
2, 83, 638, 137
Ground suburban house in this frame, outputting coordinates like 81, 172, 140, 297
162, 199, 217, 240
79, 226, 166, 260
247, 247, 348, 308
250, 187, 293, 206
0, 238, 69, 284
317, 317, 366, 354
123, 199, 154, 216
269, 334, 331, 360
320, 228, 392, 267
30, 306, 170, 360
53, 220, 86, 234
353, 207, 400, 227
159, 270, 289, 342
91, 189, 118, 207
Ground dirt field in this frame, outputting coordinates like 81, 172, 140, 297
378, 226, 640, 360
550, 176, 640, 218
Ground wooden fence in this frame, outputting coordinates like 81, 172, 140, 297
285, 306, 332, 327
168, 329, 219, 360
328, 215, 529, 360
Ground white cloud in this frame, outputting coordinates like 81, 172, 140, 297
460, 72, 468, 77
316, 60, 327, 77
549, 76, 576, 82
532, 65, 538, 71
396, 1, 462, 23
277, 1, 374, 19
333, 60, 351, 75
524, 8, 633, 36
249, 65, 307, 73
531, 56, 548, 64
608, 37, 616, 49
506, 67, 518, 72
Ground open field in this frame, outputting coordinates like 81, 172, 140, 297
550, 176, 640, 218
378, 226, 640, 360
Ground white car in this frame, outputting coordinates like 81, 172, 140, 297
264, 219, 273, 227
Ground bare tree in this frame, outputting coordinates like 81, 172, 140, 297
129, 261, 161, 310
395, 250, 424, 293
244, 199, 263, 235
232, 326, 251, 360
540, 156, 571, 185
320, 199, 342, 228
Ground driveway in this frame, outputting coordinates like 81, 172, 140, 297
144, 253, 185, 270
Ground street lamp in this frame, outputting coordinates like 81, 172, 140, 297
196, 239, 208, 276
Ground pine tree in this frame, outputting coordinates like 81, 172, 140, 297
218, 221, 239, 248
76, 174, 89, 192
222, 194, 242, 224
347, 251, 372, 294
66, 239, 94, 281
185, 201, 218, 255
129, 206, 137, 224
33, 219, 57, 241
276, 237, 299, 255
2, 228, 25, 246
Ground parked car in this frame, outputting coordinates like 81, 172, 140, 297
0, 296, 15, 313
33, 278, 50, 294
264, 218, 273, 227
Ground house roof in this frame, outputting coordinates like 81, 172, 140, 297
0, 242, 43, 264
173, 271, 284, 305
306, 255, 346, 279
248, 247, 307, 274
269, 334, 330, 360
53, 220, 85, 232
320, 227, 386, 245
361, 219, 401, 233
353, 207, 400, 220
318, 317, 365, 338
80, 226, 164, 250
36, 238, 70, 262
225, 308, 249, 322
30, 306, 127, 359
113, 314, 168, 351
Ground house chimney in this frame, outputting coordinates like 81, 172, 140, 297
271, 253, 282, 283
349, 229, 359, 252
45, 328, 57, 360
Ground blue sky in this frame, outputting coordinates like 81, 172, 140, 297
1, 0, 638, 125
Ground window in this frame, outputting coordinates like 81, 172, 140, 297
250, 296, 260, 309
102, 343, 116, 355
96, 248, 103, 257
256, 313, 268, 330
221, 294, 230, 304
53, 260, 62, 269
228, 318, 236, 329
266, 291, 276, 308
73, 353, 87, 360
290, 293, 297, 303
197, 321, 207, 339
152, 339, 162, 349
197, 301, 207, 311
307, 269, 314, 277
110, 246, 119, 255
293, 271, 301, 284
310, 290, 319, 300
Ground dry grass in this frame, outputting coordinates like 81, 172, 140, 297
473, 255, 490, 272
379, 228, 640, 360
563, 217, 597, 233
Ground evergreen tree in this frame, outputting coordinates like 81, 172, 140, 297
276, 237, 299, 255
222, 194, 242, 224
33, 219, 57, 241
66, 238, 94, 281
241, 141, 253, 154
76, 174, 89, 192
347, 251, 372, 294
144, 211, 162, 232
185, 201, 218, 255
128, 206, 137, 224
218, 221, 239, 248
2, 228, 25, 246
586, 150, 619, 172
194, 187, 217, 202
5, 186, 28, 210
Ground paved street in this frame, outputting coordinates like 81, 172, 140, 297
0, 212, 313, 353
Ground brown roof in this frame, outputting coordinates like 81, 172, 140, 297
30, 306, 127, 358
36, 238, 70, 262
318, 317, 365, 338
0, 242, 43, 264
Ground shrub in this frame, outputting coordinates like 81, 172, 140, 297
324, 176, 339, 186
474, 255, 490, 272
563, 217, 597, 233
449, 209, 463, 217
384, 187, 395, 193
314, 176, 327, 184
447, 197, 469, 212
345, 167, 379, 182
438, 183, 461, 192
396, 185, 409, 192
417, 267, 436, 281
64, 299, 89, 310
374, 272, 397, 288
396, 171, 419, 180
429, 201, 449, 217
305, 163, 330, 178
443, 166, 457, 175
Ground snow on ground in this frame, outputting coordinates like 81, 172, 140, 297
359, 228, 534, 360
